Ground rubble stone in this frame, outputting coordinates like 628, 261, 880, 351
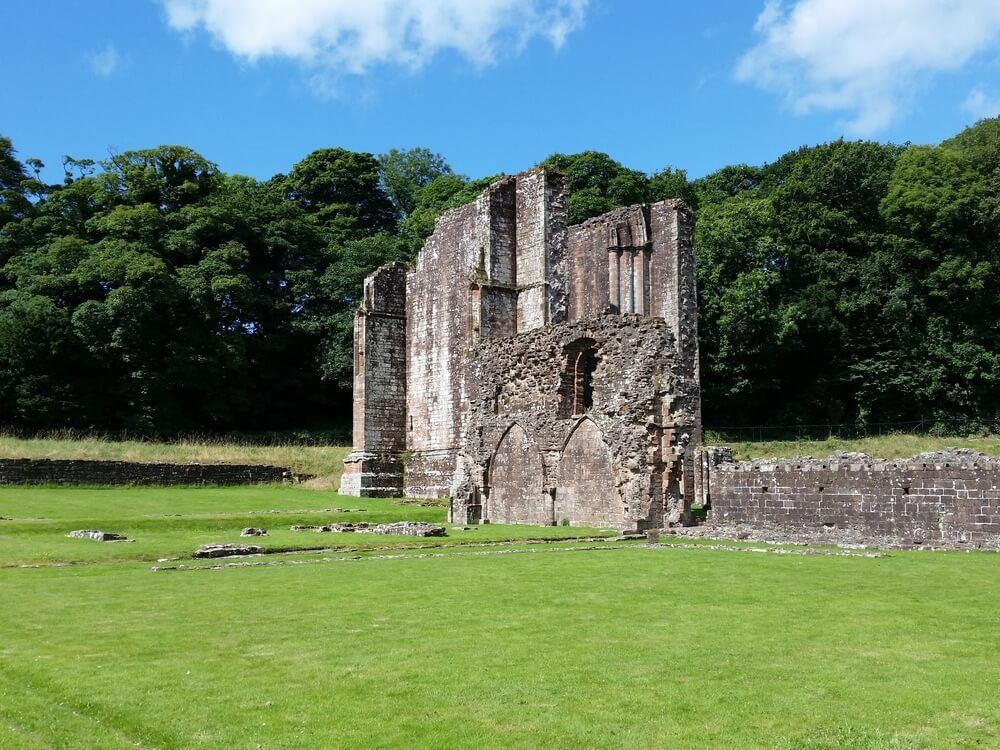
329, 523, 370, 533
193, 543, 263, 559
67, 529, 129, 542
372, 522, 447, 537
289, 523, 371, 533
0, 458, 293, 485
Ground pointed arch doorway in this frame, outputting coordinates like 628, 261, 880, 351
555, 418, 624, 528
487, 423, 549, 525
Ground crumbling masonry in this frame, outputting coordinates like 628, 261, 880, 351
341, 169, 701, 531
692, 448, 1000, 550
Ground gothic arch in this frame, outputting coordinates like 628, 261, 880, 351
486, 423, 548, 525
560, 415, 600, 451
556, 417, 624, 528
558, 338, 600, 418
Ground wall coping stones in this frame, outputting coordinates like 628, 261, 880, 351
711, 449, 1000, 473
193, 543, 264, 559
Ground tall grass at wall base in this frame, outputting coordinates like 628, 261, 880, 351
702, 431, 1000, 461
0, 432, 351, 485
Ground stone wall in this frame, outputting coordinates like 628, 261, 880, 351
340, 262, 408, 497
450, 315, 700, 530
404, 184, 486, 497
342, 167, 704, 518
404, 170, 568, 498
566, 202, 699, 387
566, 200, 701, 449
0, 459, 292, 486
515, 169, 568, 330
703, 450, 1000, 549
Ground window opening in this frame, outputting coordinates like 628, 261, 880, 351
558, 339, 599, 418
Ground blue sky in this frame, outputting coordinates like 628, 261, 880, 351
3, 1, 999, 184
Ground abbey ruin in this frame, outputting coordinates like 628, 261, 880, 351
341, 167, 1000, 546
340, 169, 701, 531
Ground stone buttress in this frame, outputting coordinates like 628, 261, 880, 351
339, 262, 408, 497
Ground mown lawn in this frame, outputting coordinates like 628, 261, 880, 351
0, 485, 998, 749
0, 486, 610, 567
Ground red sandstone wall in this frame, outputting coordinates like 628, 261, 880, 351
0, 458, 291, 485
706, 452, 1000, 549
353, 263, 407, 453
346, 169, 703, 511
405, 196, 483, 496
565, 200, 701, 414
405, 171, 567, 497
341, 262, 408, 497
453, 315, 698, 530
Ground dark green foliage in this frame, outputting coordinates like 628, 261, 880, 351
285, 148, 397, 239
308, 233, 405, 388
400, 173, 499, 259
0, 142, 402, 432
0, 136, 30, 228
379, 147, 452, 218
542, 151, 650, 223
649, 166, 697, 207
694, 126, 999, 430
0, 119, 996, 435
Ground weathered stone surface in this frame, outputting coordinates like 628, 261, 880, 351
193, 543, 263, 559
452, 315, 698, 530
67, 529, 129, 542
372, 522, 446, 537
698, 448, 1000, 549
328, 522, 369, 533
240, 527, 268, 537
340, 452, 404, 498
0, 458, 292, 486
341, 262, 408, 497
340, 167, 703, 531
290, 523, 370, 533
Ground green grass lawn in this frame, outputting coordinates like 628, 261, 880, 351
0, 486, 611, 567
1, 485, 998, 749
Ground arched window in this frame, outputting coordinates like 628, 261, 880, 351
559, 338, 599, 418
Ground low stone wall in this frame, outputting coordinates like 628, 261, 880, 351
0, 458, 292, 486
702, 449, 1000, 549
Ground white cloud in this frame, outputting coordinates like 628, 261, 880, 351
737, 0, 1000, 134
86, 43, 123, 78
161, 0, 588, 77
963, 86, 1000, 120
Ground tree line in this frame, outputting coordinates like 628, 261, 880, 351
0, 118, 996, 436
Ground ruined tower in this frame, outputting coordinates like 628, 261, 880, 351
341, 168, 701, 531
